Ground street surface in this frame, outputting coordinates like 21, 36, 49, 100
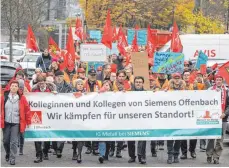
1, 140, 229, 167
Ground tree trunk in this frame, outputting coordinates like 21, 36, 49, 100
16, 28, 20, 42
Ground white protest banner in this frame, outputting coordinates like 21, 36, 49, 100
25, 90, 222, 141
80, 44, 107, 62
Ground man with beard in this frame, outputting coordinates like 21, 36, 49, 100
128, 76, 147, 164
52, 71, 72, 159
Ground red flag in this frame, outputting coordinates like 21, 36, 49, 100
171, 21, 183, 52
200, 64, 207, 75
101, 10, 112, 49
147, 25, 156, 58
48, 37, 60, 58
26, 25, 38, 52
132, 31, 138, 52
218, 61, 229, 86
111, 64, 117, 73
75, 18, 83, 40
112, 27, 117, 41
211, 63, 218, 70
117, 26, 128, 56
64, 27, 76, 71
189, 70, 198, 84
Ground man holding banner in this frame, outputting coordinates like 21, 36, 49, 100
167, 73, 184, 164
128, 76, 147, 164
206, 74, 229, 164
52, 71, 73, 159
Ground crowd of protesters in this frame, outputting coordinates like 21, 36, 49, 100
1, 48, 229, 166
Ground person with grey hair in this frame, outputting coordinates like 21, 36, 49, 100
52, 71, 72, 159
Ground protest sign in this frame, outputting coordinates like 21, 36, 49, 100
89, 30, 102, 42
127, 29, 147, 45
80, 44, 107, 62
152, 52, 184, 74
195, 51, 208, 69
87, 62, 104, 71
25, 90, 222, 141
131, 52, 150, 90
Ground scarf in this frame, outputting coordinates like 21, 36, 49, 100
8, 93, 19, 104
212, 85, 227, 112
115, 80, 124, 91
56, 81, 64, 92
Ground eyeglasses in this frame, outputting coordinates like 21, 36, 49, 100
135, 81, 143, 84
118, 76, 125, 78
90, 74, 96, 76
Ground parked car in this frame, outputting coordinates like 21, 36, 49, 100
1, 46, 26, 62
20, 53, 41, 79
0, 61, 22, 89
0, 42, 26, 54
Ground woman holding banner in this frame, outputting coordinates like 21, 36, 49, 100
72, 79, 86, 163
111, 70, 131, 158
1, 80, 31, 165
97, 80, 114, 163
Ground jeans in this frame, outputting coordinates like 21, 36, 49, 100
99, 142, 106, 157
3, 122, 19, 162
34, 141, 50, 157
52, 141, 65, 153
181, 139, 197, 154
167, 140, 181, 158
206, 122, 227, 159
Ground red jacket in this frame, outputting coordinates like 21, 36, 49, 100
1, 91, 31, 133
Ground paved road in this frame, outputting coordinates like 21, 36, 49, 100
1, 141, 229, 167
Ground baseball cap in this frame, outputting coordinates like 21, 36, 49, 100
88, 69, 96, 75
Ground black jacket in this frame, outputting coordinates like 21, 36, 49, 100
36, 53, 52, 72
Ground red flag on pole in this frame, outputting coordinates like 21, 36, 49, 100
26, 24, 39, 52
101, 10, 113, 49
218, 61, 229, 86
64, 27, 76, 71
171, 21, 183, 52
112, 27, 117, 41
75, 18, 83, 40
132, 26, 139, 52
147, 25, 156, 58
117, 25, 128, 56
48, 37, 60, 58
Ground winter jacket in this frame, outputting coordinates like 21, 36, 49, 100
55, 81, 72, 93
63, 70, 78, 85
155, 79, 169, 90
1, 91, 31, 133
32, 82, 56, 92
208, 85, 229, 122
36, 53, 52, 72
84, 80, 102, 92
5, 68, 31, 92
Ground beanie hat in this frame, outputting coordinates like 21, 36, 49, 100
52, 58, 58, 63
